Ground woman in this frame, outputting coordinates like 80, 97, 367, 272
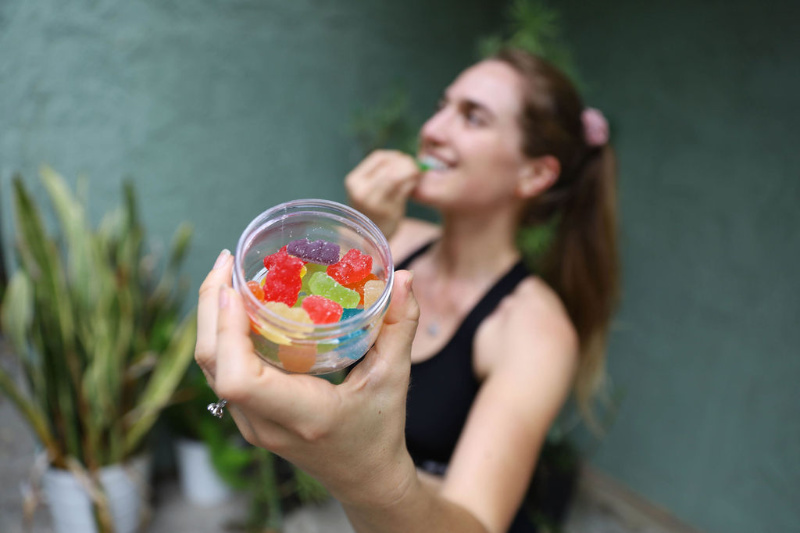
196, 49, 619, 533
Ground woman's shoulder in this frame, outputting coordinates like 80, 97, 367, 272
389, 218, 441, 262
475, 275, 579, 379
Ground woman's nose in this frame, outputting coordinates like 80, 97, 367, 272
420, 107, 450, 146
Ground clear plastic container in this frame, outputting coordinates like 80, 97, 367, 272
233, 199, 394, 374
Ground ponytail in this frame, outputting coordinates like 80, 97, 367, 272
493, 49, 621, 429
541, 144, 619, 428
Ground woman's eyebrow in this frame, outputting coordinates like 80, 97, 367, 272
440, 92, 496, 120
459, 98, 495, 120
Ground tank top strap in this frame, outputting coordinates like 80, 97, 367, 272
457, 260, 530, 337
394, 240, 436, 270
395, 240, 532, 340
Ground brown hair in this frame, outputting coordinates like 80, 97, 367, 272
493, 49, 620, 427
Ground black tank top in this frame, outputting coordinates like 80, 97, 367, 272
396, 241, 538, 533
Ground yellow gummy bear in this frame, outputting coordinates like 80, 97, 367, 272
264, 302, 314, 331
363, 280, 386, 309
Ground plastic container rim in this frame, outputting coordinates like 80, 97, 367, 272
232, 198, 394, 340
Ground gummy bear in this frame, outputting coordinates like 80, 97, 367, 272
287, 238, 340, 265
278, 344, 317, 373
263, 245, 289, 270
247, 280, 265, 302
345, 273, 379, 306
262, 252, 304, 306
263, 302, 313, 331
308, 271, 360, 309
327, 249, 373, 285
363, 279, 386, 309
340, 308, 362, 321
302, 295, 343, 324
300, 263, 327, 294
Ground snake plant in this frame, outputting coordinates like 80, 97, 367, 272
0, 166, 196, 473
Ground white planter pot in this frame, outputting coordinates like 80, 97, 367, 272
175, 438, 232, 505
41, 455, 151, 533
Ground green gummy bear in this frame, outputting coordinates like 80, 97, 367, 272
308, 272, 360, 309
300, 263, 327, 294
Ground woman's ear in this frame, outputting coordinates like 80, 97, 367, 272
516, 155, 560, 198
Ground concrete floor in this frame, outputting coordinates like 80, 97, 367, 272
1, 347, 680, 533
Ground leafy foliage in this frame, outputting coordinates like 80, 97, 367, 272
0, 166, 197, 471
168, 365, 329, 532
349, 85, 419, 156
477, 0, 579, 83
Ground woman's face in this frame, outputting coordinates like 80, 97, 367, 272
414, 60, 530, 211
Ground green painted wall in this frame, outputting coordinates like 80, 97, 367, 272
557, 1, 800, 532
3, 1, 798, 532
0, 0, 501, 289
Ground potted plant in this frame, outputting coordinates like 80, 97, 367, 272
165, 364, 331, 532
0, 166, 197, 533
167, 366, 239, 506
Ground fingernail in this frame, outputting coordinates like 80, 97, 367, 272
219, 287, 230, 309
405, 270, 415, 289
213, 249, 231, 269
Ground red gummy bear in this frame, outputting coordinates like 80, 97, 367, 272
302, 295, 343, 324
264, 245, 307, 270
327, 249, 373, 285
262, 252, 304, 306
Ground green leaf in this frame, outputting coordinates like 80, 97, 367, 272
2, 169, 196, 469
0, 365, 60, 463
122, 312, 198, 457
39, 166, 96, 311
2, 271, 34, 373
12, 175, 84, 460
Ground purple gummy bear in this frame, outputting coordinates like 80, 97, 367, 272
286, 238, 341, 265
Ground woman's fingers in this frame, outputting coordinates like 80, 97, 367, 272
195, 250, 234, 384
348, 149, 391, 179
213, 286, 266, 401
347, 151, 421, 239
347, 151, 419, 203
214, 285, 339, 435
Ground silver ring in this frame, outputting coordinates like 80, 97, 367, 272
207, 399, 228, 419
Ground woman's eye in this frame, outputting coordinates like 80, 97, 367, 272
466, 110, 486, 126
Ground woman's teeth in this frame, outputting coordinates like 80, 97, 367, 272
418, 156, 449, 171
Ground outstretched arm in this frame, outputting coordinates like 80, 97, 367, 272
195, 252, 492, 533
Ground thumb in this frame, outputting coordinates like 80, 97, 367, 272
355, 270, 419, 380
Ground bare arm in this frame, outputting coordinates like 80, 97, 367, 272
197, 260, 485, 533
341, 280, 578, 533
342, 480, 491, 533
194, 256, 575, 533
441, 279, 579, 532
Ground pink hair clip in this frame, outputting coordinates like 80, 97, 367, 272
581, 107, 609, 147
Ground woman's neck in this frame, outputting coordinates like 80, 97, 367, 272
433, 207, 521, 281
